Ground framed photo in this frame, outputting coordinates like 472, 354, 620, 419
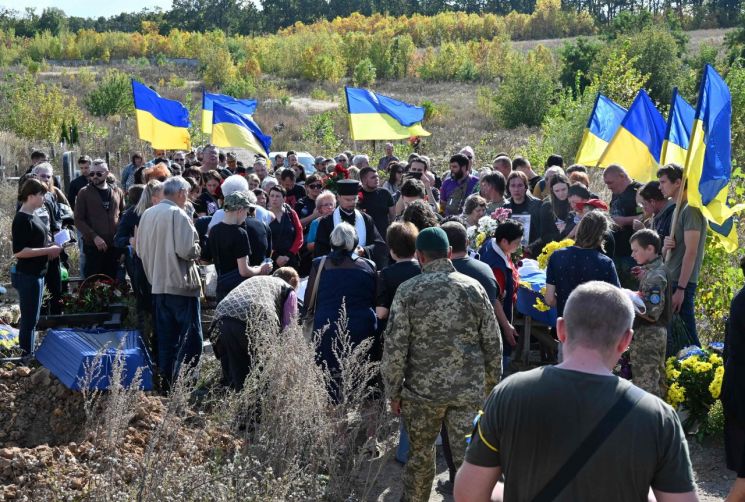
511, 214, 531, 247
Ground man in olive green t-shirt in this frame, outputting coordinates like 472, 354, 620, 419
454, 281, 697, 502
659, 164, 707, 348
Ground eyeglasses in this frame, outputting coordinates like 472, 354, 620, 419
89, 171, 107, 177
307, 184, 322, 189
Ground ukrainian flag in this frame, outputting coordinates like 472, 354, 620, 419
345, 87, 430, 141
202, 91, 257, 134
211, 102, 271, 159
132, 80, 191, 150
575, 93, 627, 167
598, 89, 666, 183
685, 64, 745, 250
660, 89, 695, 167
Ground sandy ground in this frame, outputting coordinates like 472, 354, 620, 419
368, 434, 733, 501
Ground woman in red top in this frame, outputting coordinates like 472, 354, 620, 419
268, 186, 304, 270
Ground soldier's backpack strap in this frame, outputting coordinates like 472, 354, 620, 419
532, 385, 645, 502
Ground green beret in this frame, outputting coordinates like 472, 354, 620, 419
416, 227, 450, 252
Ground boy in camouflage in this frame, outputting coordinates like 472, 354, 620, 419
630, 229, 671, 398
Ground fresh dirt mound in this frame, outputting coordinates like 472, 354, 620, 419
0, 365, 241, 500
0, 366, 86, 448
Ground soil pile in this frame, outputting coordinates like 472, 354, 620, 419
0, 365, 241, 500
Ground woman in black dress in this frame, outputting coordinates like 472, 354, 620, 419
12, 179, 63, 357
724, 256, 745, 500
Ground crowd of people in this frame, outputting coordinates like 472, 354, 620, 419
9, 142, 745, 500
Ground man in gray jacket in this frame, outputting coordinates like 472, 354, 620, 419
136, 176, 202, 389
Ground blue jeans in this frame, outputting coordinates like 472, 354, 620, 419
11, 270, 45, 355
153, 294, 203, 387
669, 282, 701, 350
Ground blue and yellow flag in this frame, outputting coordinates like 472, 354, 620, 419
598, 89, 667, 182
345, 87, 430, 140
660, 89, 695, 167
132, 80, 191, 150
211, 102, 271, 159
575, 93, 627, 167
202, 92, 257, 134
685, 65, 744, 251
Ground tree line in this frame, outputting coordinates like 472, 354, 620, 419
0, 0, 741, 39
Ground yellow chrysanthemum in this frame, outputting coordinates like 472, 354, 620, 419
680, 355, 699, 371
709, 353, 723, 366
709, 366, 724, 399
693, 361, 713, 374
666, 382, 686, 408
537, 239, 574, 269
476, 232, 486, 248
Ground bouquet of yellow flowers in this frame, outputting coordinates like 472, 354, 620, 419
665, 345, 724, 430
537, 238, 575, 270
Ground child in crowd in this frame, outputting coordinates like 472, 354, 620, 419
629, 228, 671, 398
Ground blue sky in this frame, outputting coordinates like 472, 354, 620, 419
1, 1, 174, 18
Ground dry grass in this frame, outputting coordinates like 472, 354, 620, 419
29, 303, 397, 500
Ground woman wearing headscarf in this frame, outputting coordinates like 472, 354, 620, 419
210, 268, 299, 390
304, 222, 377, 399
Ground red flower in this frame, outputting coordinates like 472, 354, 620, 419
357, 191, 364, 200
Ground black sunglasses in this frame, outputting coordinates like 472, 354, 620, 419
89, 171, 106, 177
307, 184, 322, 189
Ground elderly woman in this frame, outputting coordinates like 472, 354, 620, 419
306, 190, 336, 253
12, 178, 63, 357
209, 192, 273, 302
304, 222, 377, 398
210, 268, 299, 390
462, 194, 487, 228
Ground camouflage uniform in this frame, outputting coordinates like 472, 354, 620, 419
381, 258, 502, 502
632, 256, 670, 398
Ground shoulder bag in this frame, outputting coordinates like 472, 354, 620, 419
532, 385, 645, 502
302, 255, 327, 341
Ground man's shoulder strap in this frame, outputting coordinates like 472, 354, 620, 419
532, 384, 646, 502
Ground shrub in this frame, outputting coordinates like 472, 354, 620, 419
0, 73, 80, 142
221, 76, 257, 99
728, 62, 745, 168
353, 58, 376, 86
85, 69, 134, 117
559, 37, 602, 95
302, 111, 342, 153
619, 27, 684, 104
491, 50, 558, 128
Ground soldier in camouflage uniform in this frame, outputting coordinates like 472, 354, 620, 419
630, 229, 671, 398
381, 227, 502, 502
